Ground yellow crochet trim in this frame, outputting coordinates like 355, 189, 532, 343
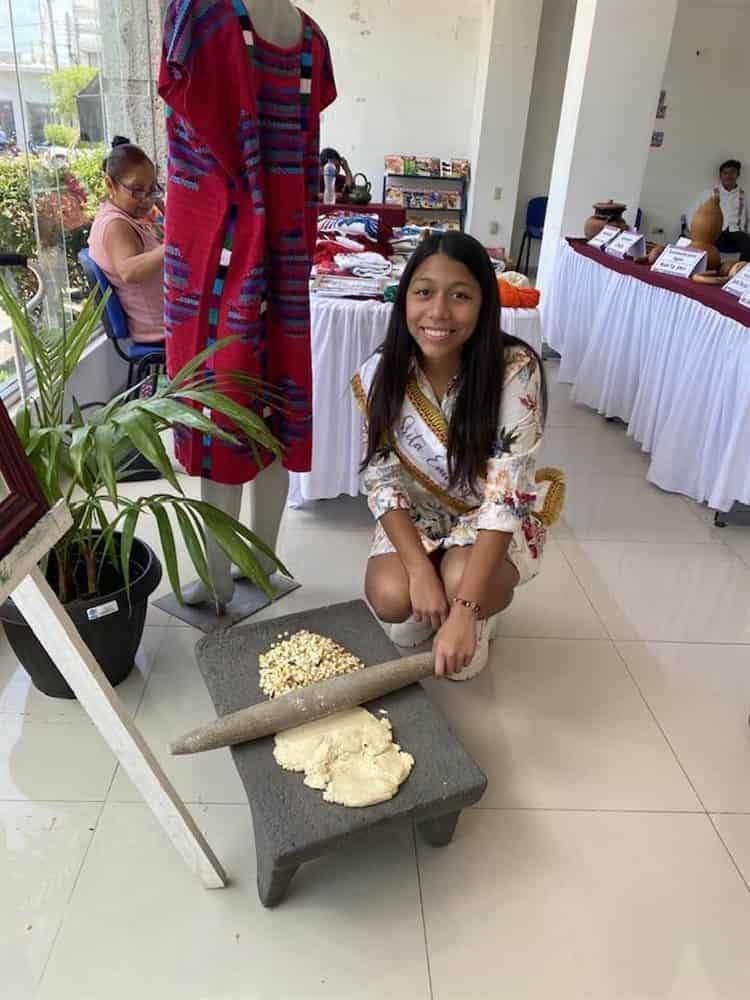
351, 372, 368, 415
534, 467, 566, 527
406, 376, 448, 446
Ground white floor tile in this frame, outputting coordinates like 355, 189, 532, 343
419, 810, 750, 1000
7, 368, 750, 997
0, 627, 166, 803
0, 801, 100, 999
424, 638, 699, 810
722, 535, 750, 571
545, 368, 604, 429
617, 642, 750, 812
539, 422, 650, 476
0, 626, 163, 721
554, 470, 715, 543
712, 814, 750, 888
107, 627, 247, 804
0, 712, 118, 803
496, 539, 607, 639
37, 802, 430, 1000
560, 539, 750, 642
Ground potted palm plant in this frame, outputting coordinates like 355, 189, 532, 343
0, 277, 285, 698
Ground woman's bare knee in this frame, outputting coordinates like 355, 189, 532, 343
366, 582, 411, 622
366, 557, 412, 623
439, 547, 472, 601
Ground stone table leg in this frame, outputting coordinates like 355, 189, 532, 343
257, 856, 300, 908
418, 810, 461, 847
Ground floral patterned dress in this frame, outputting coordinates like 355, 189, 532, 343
353, 344, 547, 585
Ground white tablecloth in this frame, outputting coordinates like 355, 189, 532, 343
544, 240, 750, 511
288, 298, 542, 506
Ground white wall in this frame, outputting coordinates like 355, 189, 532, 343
537, 0, 678, 290
639, 0, 750, 242
510, 0, 576, 267
466, 0, 543, 248
298, 0, 483, 197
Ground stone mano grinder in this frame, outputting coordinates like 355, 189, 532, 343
171, 651, 434, 755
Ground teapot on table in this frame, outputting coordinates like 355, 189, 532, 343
348, 172, 372, 206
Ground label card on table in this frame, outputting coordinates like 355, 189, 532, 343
587, 225, 622, 249
651, 245, 707, 278
723, 264, 750, 299
605, 231, 646, 259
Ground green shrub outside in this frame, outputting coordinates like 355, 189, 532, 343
43, 124, 79, 148
0, 146, 107, 292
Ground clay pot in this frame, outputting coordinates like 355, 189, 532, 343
647, 244, 665, 266
688, 193, 722, 271
584, 201, 628, 238
728, 260, 747, 279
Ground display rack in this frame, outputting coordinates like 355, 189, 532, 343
382, 173, 468, 231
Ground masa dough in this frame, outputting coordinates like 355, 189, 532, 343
273, 707, 414, 807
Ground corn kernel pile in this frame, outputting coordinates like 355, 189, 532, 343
259, 630, 365, 699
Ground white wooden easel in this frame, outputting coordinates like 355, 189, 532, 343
2, 500, 226, 888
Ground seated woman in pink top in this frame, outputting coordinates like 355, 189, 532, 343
88, 136, 165, 344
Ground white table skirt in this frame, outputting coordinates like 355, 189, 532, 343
544, 240, 750, 512
288, 298, 542, 507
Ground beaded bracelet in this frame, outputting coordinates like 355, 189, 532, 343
453, 598, 481, 618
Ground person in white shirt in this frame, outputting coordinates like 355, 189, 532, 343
693, 159, 750, 261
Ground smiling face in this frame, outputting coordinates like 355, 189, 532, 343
405, 252, 482, 368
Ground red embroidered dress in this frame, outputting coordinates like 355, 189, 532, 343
159, 0, 336, 483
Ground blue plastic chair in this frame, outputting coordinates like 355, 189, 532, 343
78, 248, 165, 390
517, 196, 548, 275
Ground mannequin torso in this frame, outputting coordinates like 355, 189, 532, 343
245, 0, 301, 49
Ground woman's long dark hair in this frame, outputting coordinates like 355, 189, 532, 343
362, 231, 546, 492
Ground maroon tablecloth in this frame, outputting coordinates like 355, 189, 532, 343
568, 238, 750, 328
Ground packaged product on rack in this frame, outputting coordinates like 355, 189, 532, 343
385, 154, 405, 175
415, 156, 440, 176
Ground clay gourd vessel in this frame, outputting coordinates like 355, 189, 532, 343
689, 194, 722, 271
584, 201, 628, 238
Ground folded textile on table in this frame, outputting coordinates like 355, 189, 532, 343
498, 278, 540, 308
318, 213, 394, 259
318, 212, 380, 238
311, 273, 386, 298
333, 251, 392, 279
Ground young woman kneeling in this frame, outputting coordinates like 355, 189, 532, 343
353, 232, 552, 680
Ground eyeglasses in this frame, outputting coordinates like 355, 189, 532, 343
116, 179, 164, 201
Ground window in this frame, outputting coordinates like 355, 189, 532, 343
25, 101, 53, 143
0, 0, 160, 399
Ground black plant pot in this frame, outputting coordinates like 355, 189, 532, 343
0, 535, 162, 699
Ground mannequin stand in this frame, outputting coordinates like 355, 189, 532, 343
154, 571, 300, 632
156, 461, 300, 630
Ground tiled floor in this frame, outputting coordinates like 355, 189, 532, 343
3, 362, 750, 999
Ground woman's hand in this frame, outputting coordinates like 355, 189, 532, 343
433, 604, 477, 677
408, 562, 449, 632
